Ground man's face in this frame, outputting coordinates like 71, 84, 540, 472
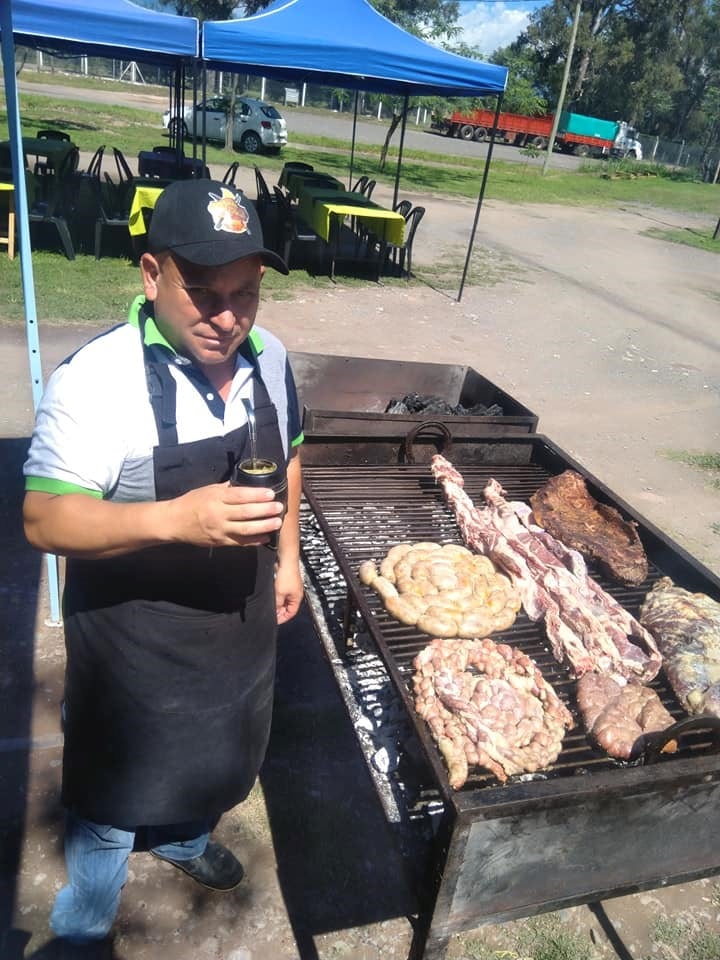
141, 252, 265, 369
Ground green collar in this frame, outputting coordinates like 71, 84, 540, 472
127, 296, 264, 357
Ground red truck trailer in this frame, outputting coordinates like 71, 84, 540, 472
436, 107, 642, 159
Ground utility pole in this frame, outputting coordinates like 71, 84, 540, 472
542, 0, 582, 176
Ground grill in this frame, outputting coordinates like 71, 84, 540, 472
299, 430, 720, 960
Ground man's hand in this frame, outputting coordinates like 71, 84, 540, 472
23, 484, 284, 559
168, 483, 284, 549
272, 452, 303, 624
275, 558, 304, 625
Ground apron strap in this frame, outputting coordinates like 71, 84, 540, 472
146, 363, 179, 448
238, 338, 274, 416
139, 308, 179, 448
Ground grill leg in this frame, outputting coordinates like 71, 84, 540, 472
407, 916, 450, 960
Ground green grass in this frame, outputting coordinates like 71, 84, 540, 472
3, 91, 718, 213
13, 68, 169, 98
0, 241, 418, 324
2, 80, 719, 318
0, 250, 146, 324
650, 916, 720, 960
514, 917, 595, 960
456, 915, 597, 960
643, 225, 720, 254
663, 451, 720, 489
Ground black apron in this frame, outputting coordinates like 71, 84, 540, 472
61, 329, 287, 827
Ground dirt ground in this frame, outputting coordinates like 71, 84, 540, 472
253, 181, 719, 577
1, 182, 719, 960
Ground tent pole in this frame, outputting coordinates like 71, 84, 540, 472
172, 61, 186, 155
171, 63, 182, 151
0, 2, 62, 626
457, 93, 504, 303
200, 64, 207, 172
349, 89, 359, 189
174, 64, 185, 166
393, 94, 409, 209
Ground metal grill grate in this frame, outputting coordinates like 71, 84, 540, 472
302, 460, 719, 798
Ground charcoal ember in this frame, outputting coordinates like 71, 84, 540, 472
385, 394, 505, 417
463, 401, 504, 417
386, 393, 453, 414
301, 505, 444, 865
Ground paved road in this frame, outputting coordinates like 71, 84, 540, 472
5, 77, 583, 169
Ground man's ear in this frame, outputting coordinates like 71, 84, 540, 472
140, 253, 161, 301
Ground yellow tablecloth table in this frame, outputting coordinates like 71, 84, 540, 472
298, 186, 405, 246
0, 182, 15, 259
128, 183, 165, 236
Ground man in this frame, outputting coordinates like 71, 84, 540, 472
23, 179, 304, 951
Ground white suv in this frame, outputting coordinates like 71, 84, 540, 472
162, 96, 287, 154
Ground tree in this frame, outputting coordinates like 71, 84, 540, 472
371, 0, 460, 40
242, 0, 461, 38
156, 0, 237, 18
511, 0, 720, 143
489, 45, 548, 116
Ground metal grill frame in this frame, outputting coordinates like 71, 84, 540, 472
300, 432, 720, 960
288, 350, 539, 437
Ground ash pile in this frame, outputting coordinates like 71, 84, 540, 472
386, 393, 504, 417
300, 507, 444, 864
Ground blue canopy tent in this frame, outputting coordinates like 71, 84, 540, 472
202, 0, 508, 299
202, 0, 507, 97
0, 0, 199, 621
8, 0, 199, 64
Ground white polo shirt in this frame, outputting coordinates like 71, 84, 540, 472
24, 296, 303, 502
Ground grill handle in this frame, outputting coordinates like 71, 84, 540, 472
640, 714, 720, 765
402, 420, 453, 464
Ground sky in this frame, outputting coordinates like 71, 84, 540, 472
456, 1, 549, 57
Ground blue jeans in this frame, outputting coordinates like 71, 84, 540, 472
50, 812, 209, 944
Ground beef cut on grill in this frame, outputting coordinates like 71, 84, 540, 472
530, 470, 649, 587
640, 577, 720, 716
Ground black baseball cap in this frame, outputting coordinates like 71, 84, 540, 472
147, 179, 289, 274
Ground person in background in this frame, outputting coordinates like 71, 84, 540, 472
23, 179, 304, 954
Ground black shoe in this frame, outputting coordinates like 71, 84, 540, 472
38, 936, 116, 960
151, 840, 244, 891
62, 941, 115, 960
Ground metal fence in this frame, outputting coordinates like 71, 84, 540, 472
17, 49, 174, 87
636, 132, 720, 181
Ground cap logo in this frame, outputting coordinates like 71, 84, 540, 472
206, 188, 251, 236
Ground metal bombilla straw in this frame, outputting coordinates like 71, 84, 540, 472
242, 397, 258, 468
